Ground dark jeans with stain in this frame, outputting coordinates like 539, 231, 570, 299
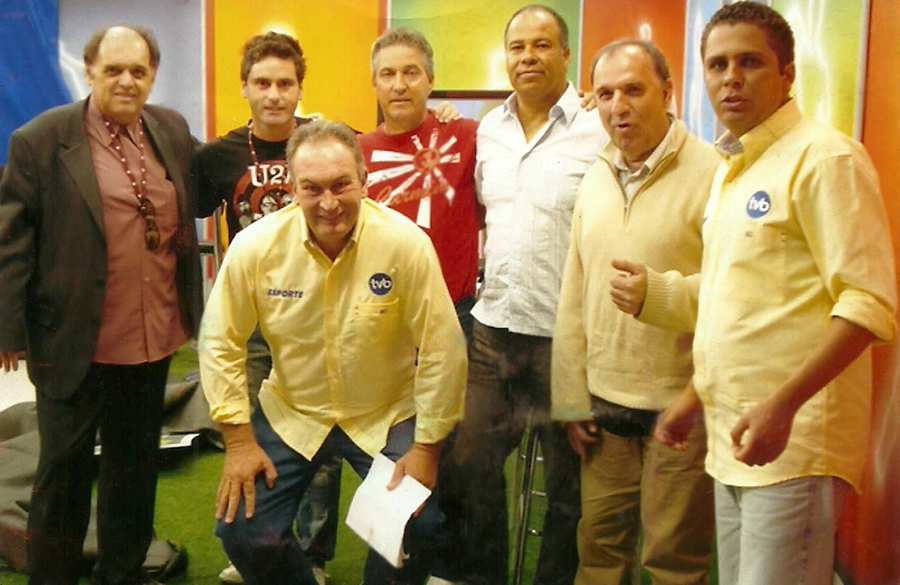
451, 320, 581, 585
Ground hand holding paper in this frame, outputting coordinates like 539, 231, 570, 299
345, 453, 432, 568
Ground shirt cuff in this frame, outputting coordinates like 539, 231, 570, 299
832, 290, 897, 343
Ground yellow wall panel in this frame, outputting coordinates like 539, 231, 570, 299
211, 0, 380, 136
773, 0, 867, 138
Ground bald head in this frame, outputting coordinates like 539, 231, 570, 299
84, 26, 158, 125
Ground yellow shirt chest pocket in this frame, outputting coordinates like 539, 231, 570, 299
721, 222, 789, 305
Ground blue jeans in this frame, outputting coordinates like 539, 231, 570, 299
245, 327, 341, 566
452, 320, 581, 585
715, 476, 848, 585
216, 409, 441, 585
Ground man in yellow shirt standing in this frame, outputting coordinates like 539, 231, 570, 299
199, 120, 467, 585
614, 3, 896, 585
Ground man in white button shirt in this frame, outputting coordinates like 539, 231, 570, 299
452, 5, 608, 585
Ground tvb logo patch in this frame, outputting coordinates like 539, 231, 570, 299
368, 273, 393, 296
746, 191, 771, 218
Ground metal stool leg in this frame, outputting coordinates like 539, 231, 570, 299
512, 423, 545, 585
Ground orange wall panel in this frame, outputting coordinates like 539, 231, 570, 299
580, 0, 686, 113
839, 0, 900, 583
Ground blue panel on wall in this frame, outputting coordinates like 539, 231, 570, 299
682, 0, 722, 143
0, 0, 73, 164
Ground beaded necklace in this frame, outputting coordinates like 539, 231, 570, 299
246, 119, 297, 165
103, 118, 159, 250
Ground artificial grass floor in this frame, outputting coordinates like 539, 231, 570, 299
0, 343, 699, 584
0, 449, 544, 585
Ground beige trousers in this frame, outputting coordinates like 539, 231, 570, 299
576, 423, 715, 585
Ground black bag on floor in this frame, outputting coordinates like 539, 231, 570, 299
0, 402, 187, 580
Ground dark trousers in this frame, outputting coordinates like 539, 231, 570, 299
217, 410, 442, 585
28, 358, 171, 585
453, 321, 581, 585
430, 294, 475, 580
454, 294, 475, 346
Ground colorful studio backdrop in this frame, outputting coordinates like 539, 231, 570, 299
1, 1, 899, 583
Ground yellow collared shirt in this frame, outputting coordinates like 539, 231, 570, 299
200, 199, 467, 459
696, 101, 896, 489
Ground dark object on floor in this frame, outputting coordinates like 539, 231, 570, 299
82, 539, 188, 581
145, 540, 188, 581
0, 372, 209, 578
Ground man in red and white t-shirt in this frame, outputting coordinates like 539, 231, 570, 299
358, 28, 481, 584
358, 28, 481, 342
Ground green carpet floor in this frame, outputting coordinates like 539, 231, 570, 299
0, 449, 545, 585
0, 346, 711, 584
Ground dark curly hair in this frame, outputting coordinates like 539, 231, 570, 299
240, 31, 306, 85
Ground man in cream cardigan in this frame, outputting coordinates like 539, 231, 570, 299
552, 40, 718, 585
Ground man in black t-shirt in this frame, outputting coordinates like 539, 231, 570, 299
193, 34, 313, 240
192, 32, 338, 585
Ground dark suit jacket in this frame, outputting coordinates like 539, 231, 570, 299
0, 99, 203, 400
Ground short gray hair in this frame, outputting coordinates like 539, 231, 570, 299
286, 121, 366, 184
371, 27, 435, 79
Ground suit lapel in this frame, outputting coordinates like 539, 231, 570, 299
142, 109, 194, 235
57, 104, 191, 239
59, 101, 105, 235
142, 110, 187, 202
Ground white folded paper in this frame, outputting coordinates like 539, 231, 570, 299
345, 453, 432, 568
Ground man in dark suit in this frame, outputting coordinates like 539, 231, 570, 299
0, 25, 202, 585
